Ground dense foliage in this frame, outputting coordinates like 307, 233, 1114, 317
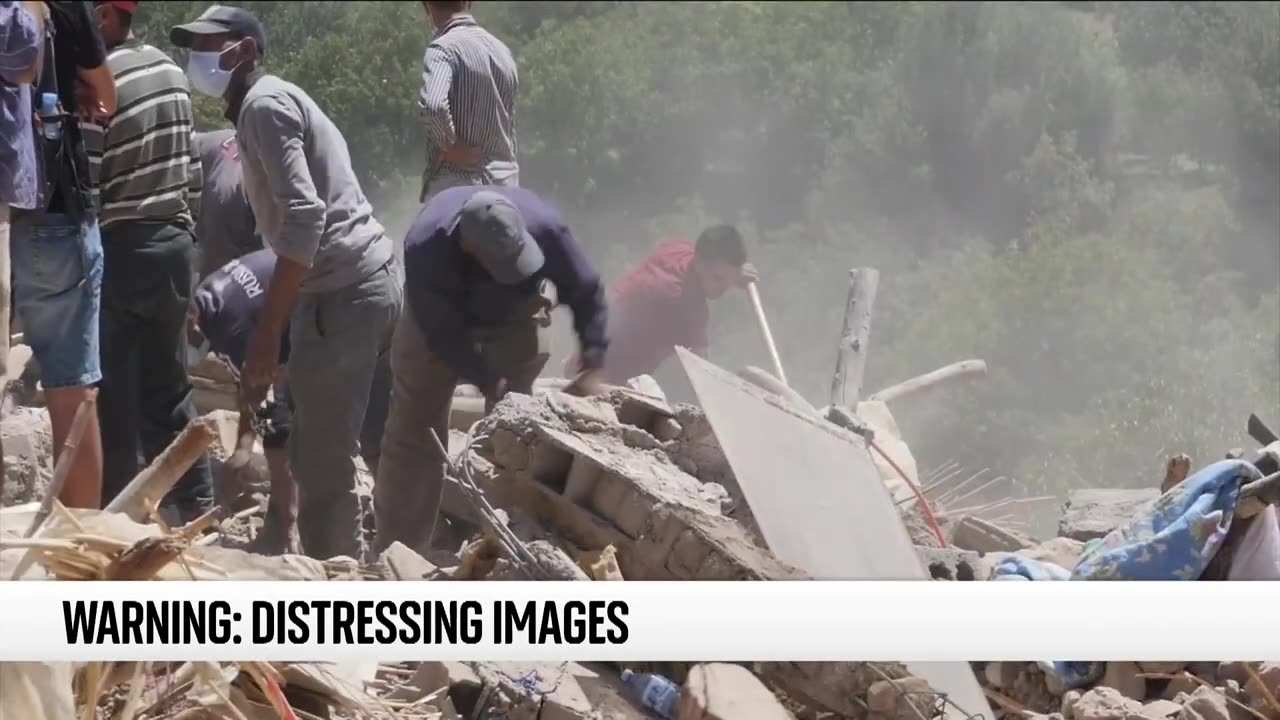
133, 1, 1280, 512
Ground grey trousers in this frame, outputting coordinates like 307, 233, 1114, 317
373, 289, 550, 555
288, 259, 402, 559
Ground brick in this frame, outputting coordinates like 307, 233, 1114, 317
563, 454, 601, 505
589, 472, 629, 520
667, 529, 713, 579
610, 487, 654, 540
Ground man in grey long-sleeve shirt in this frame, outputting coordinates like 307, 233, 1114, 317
172, 6, 402, 560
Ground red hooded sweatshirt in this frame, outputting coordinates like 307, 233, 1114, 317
604, 239, 708, 384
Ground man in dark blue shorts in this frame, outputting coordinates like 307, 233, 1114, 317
188, 248, 392, 554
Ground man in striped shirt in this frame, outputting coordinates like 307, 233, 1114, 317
81, 0, 211, 521
419, 1, 518, 202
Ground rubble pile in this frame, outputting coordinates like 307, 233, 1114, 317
3, 348, 1279, 720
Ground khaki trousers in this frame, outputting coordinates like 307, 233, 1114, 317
373, 288, 550, 554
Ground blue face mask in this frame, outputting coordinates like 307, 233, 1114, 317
187, 40, 243, 98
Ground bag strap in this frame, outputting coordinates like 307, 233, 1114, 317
33, 1, 58, 101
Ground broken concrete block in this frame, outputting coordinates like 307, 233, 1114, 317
388, 661, 480, 703
379, 541, 439, 581
1068, 687, 1147, 720
1017, 537, 1087, 571
1142, 700, 1183, 718
916, 546, 980, 580
1101, 661, 1147, 702
950, 515, 1031, 554
1058, 488, 1159, 541
1, 406, 51, 507
867, 675, 935, 719
677, 663, 794, 720
1177, 685, 1231, 720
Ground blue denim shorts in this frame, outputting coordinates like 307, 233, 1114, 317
10, 213, 104, 389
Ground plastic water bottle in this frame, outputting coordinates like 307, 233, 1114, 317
38, 92, 62, 141
620, 668, 680, 719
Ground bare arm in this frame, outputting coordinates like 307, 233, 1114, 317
76, 63, 115, 114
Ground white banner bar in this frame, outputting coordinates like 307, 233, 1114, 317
0, 581, 1276, 661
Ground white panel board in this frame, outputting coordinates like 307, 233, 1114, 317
678, 349, 992, 720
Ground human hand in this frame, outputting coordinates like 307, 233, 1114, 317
241, 327, 280, 406
737, 262, 759, 289
74, 82, 110, 123
440, 142, 483, 169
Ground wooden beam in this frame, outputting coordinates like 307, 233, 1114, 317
827, 268, 878, 408
104, 416, 219, 522
868, 359, 988, 405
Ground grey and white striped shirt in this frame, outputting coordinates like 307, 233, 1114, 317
419, 15, 518, 197
80, 37, 201, 231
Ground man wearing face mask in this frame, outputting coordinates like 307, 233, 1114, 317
80, 0, 212, 521
171, 6, 401, 560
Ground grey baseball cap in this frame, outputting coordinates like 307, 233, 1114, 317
457, 191, 544, 285
170, 5, 266, 57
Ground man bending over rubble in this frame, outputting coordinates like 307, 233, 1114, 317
171, 6, 402, 559
187, 249, 393, 554
374, 187, 608, 554
582, 225, 757, 386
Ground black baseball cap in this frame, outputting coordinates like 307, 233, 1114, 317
457, 191, 544, 285
170, 5, 266, 57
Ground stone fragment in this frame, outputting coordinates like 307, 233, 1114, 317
1, 406, 52, 507
1216, 662, 1250, 687
1177, 686, 1230, 720
1062, 690, 1083, 720
915, 546, 980, 580
985, 662, 1021, 690
1243, 663, 1279, 715
1068, 687, 1149, 720
388, 661, 480, 702
950, 515, 1031, 553
379, 541, 439, 581
677, 663, 795, 720
1017, 537, 1088, 571
1142, 699, 1183, 718
867, 675, 935, 719
1058, 488, 1159, 541
1102, 661, 1147, 702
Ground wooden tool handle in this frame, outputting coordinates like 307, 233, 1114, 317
747, 282, 788, 387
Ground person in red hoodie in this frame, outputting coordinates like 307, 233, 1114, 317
594, 225, 757, 385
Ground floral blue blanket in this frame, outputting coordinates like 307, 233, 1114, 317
991, 459, 1263, 688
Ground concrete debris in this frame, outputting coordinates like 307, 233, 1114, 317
1101, 661, 1147, 702
4, 357, 1277, 720
1058, 488, 1160, 541
0, 406, 52, 507
678, 663, 796, 720
950, 514, 1032, 554
1067, 687, 1148, 720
